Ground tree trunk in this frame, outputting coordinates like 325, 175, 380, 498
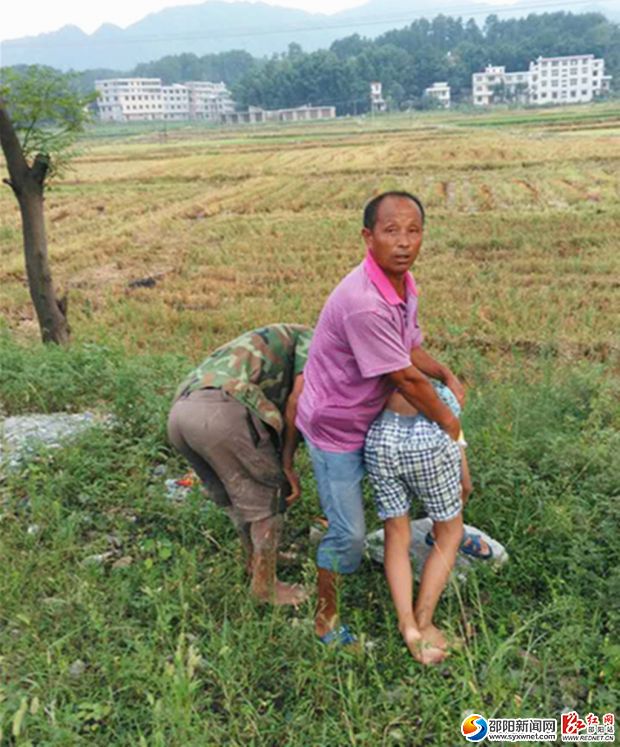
0, 100, 70, 344
18, 179, 70, 344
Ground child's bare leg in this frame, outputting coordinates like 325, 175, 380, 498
250, 514, 307, 606
460, 447, 472, 505
415, 513, 463, 648
384, 515, 446, 665
427, 452, 490, 556
458, 450, 491, 557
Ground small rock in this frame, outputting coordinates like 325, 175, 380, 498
106, 533, 123, 549
69, 659, 87, 678
83, 551, 115, 565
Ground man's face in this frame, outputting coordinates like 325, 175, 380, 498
362, 196, 423, 277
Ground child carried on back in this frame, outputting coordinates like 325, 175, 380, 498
364, 380, 490, 664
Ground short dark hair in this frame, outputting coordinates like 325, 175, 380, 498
363, 191, 425, 230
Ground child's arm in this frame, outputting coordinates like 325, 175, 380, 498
410, 346, 465, 407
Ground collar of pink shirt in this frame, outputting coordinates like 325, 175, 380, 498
363, 250, 418, 305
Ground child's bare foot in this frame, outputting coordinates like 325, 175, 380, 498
421, 624, 464, 651
252, 580, 308, 606
420, 624, 448, 650
401, 626, 447, 665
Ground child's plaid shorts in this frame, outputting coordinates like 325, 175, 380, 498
364, 411, 462, 522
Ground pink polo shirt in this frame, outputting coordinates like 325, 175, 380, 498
296, 251, 424, 452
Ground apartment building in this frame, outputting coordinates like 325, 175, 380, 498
424, 81, 451, 108
95, 77, 235, 122
528, 54, 611, 105
185, 81, 235, 120
472, 66, 529, 106
96, 78, 164, 122
472, 54, 611, 107
162, 83, 190, 121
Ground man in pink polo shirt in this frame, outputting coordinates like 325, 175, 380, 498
296, 191, 465, 653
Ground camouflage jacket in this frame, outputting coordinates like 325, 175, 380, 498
175, 324, 313, 434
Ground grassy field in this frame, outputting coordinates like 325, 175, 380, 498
0, 103, 619, 745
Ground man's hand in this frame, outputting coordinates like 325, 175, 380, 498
410, 347, 466, 408
443, 415, 461, 442
389, 366, 461, 441
282, 373, 304, 507
284, 467, 301, 507
444, 371, 466, 408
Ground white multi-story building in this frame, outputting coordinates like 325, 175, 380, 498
528, 54, 611, 105
185, 81, 235, 120
472, 66, 529, 106
424, 82, 451, 108
472, 55, 611, 107
96, 78, 164, 122
95, 77, 235, 122
370, 81, 387, 113
162, 83, 190, 121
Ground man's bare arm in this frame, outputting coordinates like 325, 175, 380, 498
388, 366, 460, 441
410, 346, 465, 407
281, 373, 305, 506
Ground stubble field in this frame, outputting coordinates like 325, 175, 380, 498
0, 104, 619, 745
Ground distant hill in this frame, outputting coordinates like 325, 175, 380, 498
1, 0, 619, 71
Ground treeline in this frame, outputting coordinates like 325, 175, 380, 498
232, 12, 618, 112
71, 11, 618, 112
133, 50, 256, 88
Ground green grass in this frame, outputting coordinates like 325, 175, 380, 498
1, 336, 618, 745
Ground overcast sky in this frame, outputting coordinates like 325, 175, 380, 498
0, 0, 381, 44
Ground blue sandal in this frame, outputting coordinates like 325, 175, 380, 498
318, 624, 358, 646
425, 530, 493, 560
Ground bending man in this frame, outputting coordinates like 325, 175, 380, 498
168, 323, 311, 606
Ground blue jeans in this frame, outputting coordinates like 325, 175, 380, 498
306, 441, 366, 574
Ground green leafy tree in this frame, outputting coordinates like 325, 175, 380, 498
133, 49, 257, 87
0, 66, 96, 344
